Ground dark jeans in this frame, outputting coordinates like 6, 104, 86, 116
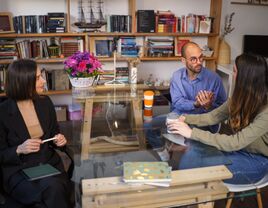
179, 147, 268, 184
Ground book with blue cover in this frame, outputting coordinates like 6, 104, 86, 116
123, 162, 171, 183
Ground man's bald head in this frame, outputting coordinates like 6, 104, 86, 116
181, 42, 201, 58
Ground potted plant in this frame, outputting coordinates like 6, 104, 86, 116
64, 51, 103, 87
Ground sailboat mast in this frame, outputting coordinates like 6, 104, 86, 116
98, 0, 105, 22
88, 0, 96, 24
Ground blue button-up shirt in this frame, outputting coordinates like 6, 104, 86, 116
170, 67, 227, 115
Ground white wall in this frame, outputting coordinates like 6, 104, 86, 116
221, 0, 268, 60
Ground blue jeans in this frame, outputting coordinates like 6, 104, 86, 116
179, 146, 268, 184
144, 114, 167, 149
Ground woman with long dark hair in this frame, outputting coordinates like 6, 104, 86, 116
167, 53, 268, 184
0, 59, 72, 207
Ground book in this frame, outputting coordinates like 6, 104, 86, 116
22, 164, 61, 181
123, 162, 171, 183
95, 39, 112, 57
137, 10, 155, 33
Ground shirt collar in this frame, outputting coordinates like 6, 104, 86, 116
182, 67, 204, 81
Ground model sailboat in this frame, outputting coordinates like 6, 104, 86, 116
74, 0, 106, 31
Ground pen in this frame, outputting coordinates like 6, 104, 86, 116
42, 137, 56, 144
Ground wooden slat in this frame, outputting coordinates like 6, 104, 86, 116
82, 181, 228, 208
82, 165, 232, 196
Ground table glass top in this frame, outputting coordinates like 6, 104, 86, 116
61, 86, 255, 208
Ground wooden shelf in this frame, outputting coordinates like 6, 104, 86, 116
97, 57, 136, 62
0, 58, 66, 64
0, 90, 72, 97
0, 32, 87, 38
0, 85, 169, 97
88, 32, 218, 37
140, 56, 215, 61
0, 32, 218, 38
231, 2, 268, 6
42, 90, 71, 95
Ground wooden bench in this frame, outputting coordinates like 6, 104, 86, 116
81, 165, 232, 208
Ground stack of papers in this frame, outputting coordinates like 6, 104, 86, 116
123, 162, 172, 187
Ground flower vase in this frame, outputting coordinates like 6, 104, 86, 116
129, 67, 137, 84
69, 77, 95, 88
218, 38, 231, 64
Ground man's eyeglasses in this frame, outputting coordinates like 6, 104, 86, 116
184, 56, 204, 64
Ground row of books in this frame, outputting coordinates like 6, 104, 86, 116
117, 37, 138, 57
13, 13, 66, 34
156, 10, 177, 33
2, 37, 84, 60
98, 67, 129, 84
146, 38, 174, 57
107, 15, 132, 33
137, 10, 212, 34
16, 39, 49, 59
92, 37, 138, 58
0, 39, 17, 60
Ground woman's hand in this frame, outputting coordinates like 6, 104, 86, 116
53, 134, 67, 147
167, 120, 192, 138
16, 139, 42, 155
178, 115, 186, 122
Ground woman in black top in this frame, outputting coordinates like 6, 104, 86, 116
0, 59, 72, 207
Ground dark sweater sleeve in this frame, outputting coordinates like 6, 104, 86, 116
0, 118, 22, 165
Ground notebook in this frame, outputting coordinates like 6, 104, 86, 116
22, 164, 61, 181
123, 162, 171, 183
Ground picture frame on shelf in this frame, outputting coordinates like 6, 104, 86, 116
0, 12, 15, 33
199, 17, 212, 34
174, 37, 192, 56
91, 37, 113, 58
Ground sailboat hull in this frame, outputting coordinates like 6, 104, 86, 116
74, 22, 105, 29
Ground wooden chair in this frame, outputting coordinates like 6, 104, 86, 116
224, 172, 268, 208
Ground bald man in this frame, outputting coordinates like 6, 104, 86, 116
146, 42, 226, 155
170, 42, 226, 117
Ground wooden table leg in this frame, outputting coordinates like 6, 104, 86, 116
81, 98, 93, 160
131, 95, 146, 149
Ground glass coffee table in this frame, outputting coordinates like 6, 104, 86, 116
61, 85, 254, 208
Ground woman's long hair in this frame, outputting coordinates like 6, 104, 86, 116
229, 54, 268, 132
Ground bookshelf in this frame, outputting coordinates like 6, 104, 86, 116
0, 0, 223, 96
231, 1, 268, 6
